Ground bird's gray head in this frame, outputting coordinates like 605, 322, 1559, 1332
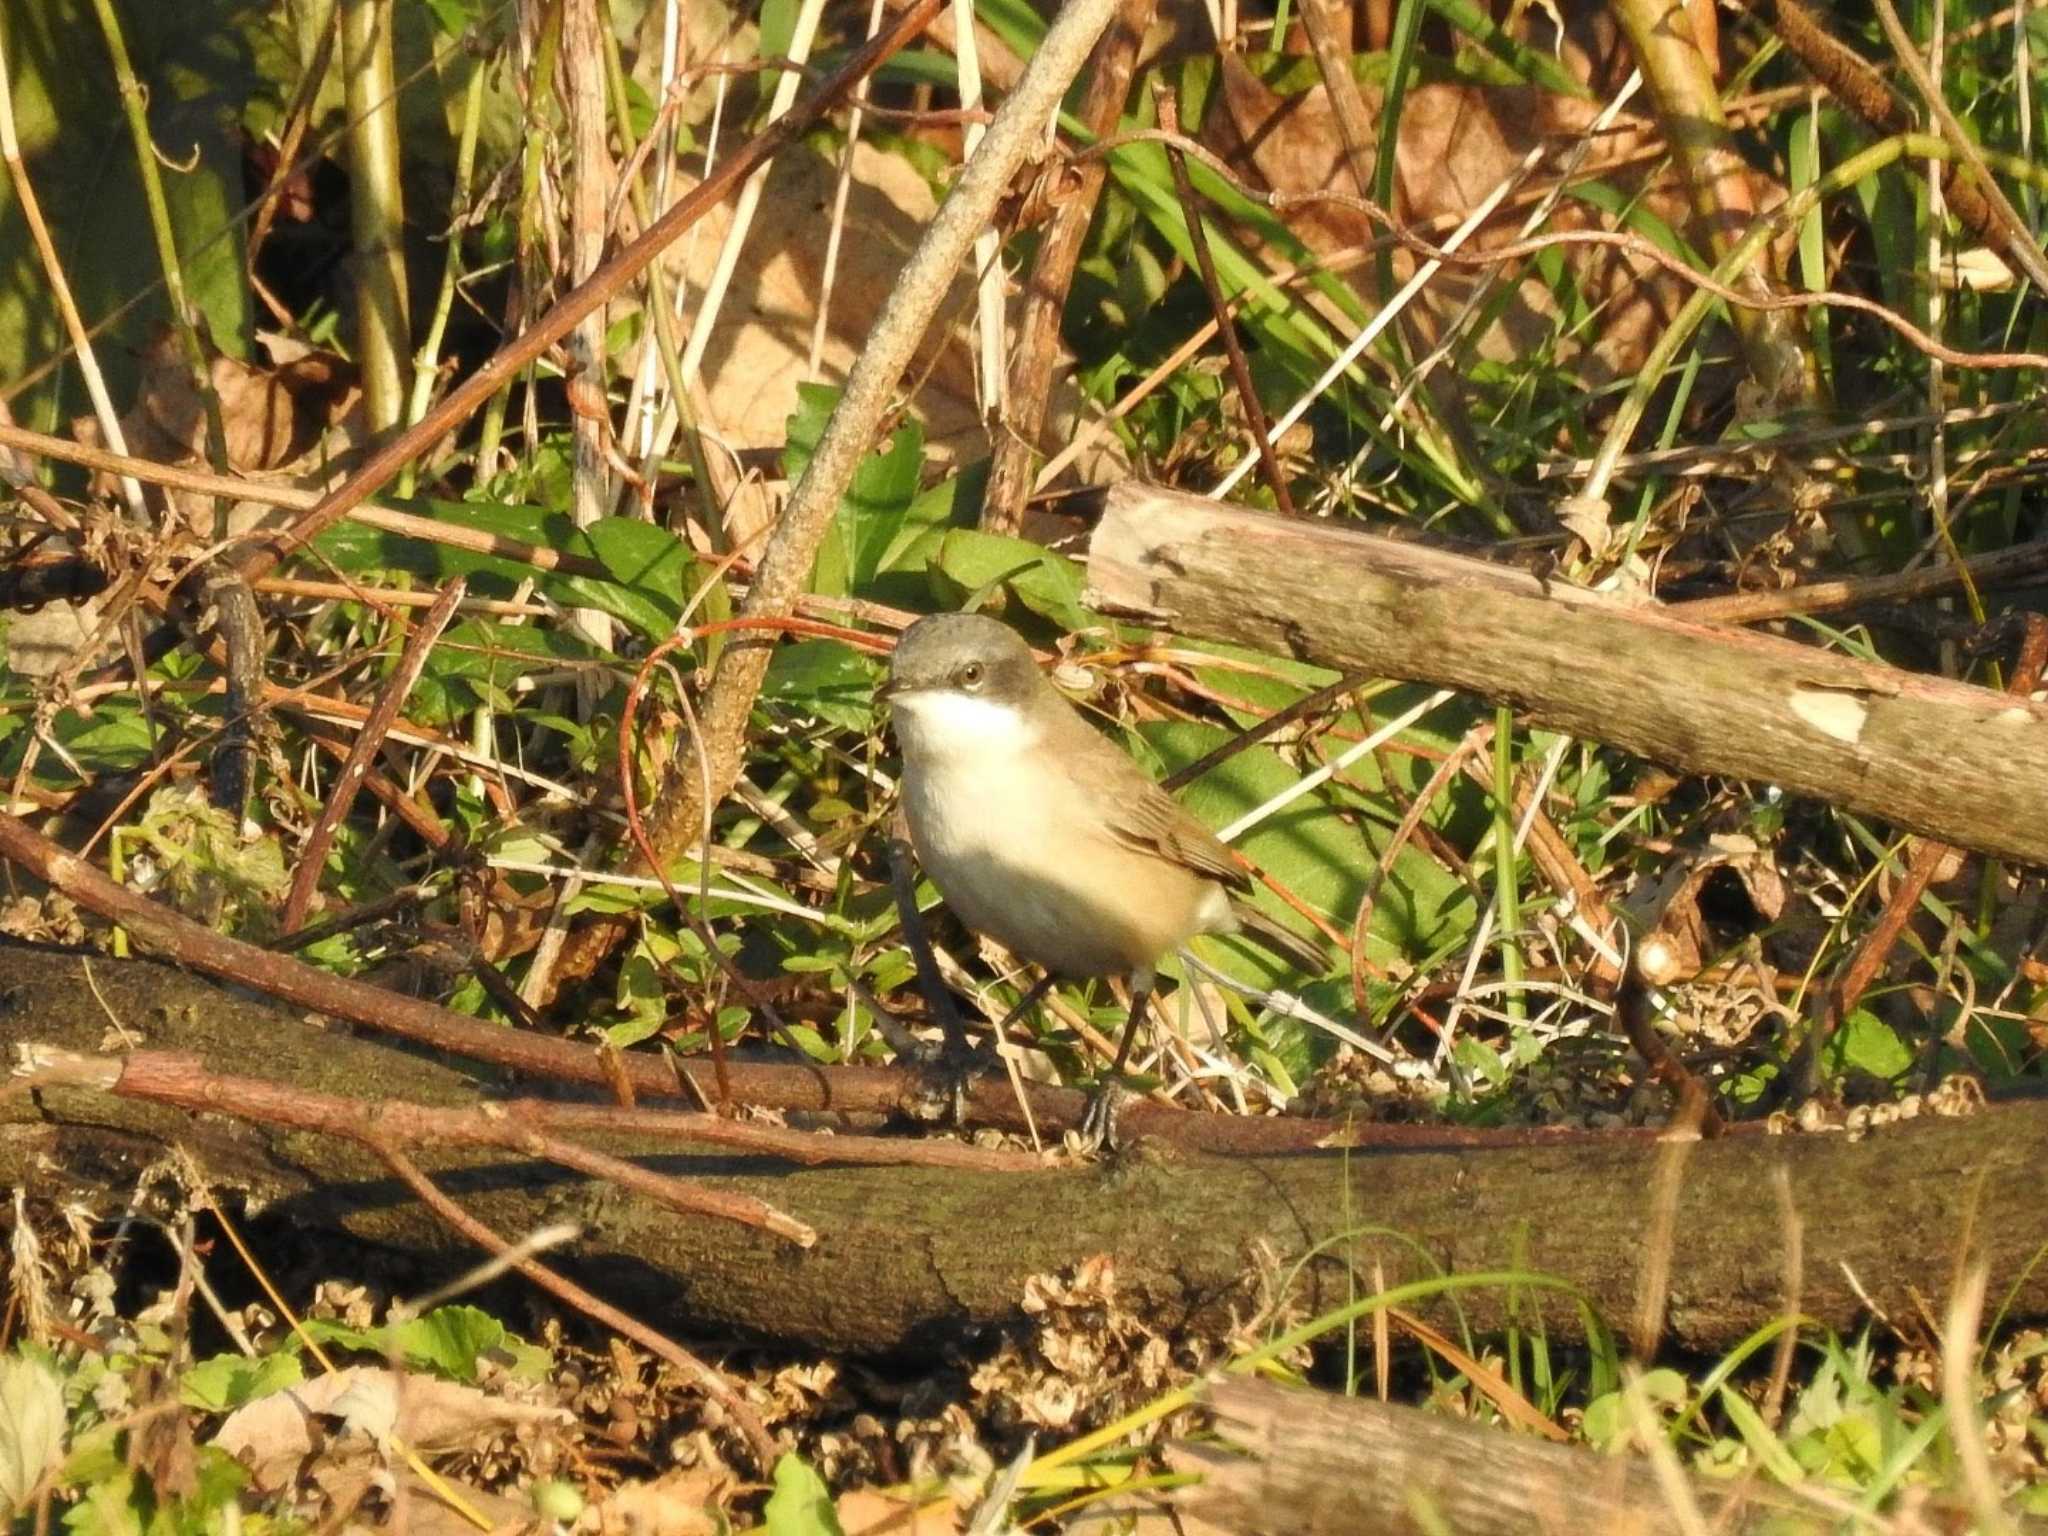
883, 613, 1043, 703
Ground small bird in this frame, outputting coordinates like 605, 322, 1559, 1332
881, 612, 1324, 1069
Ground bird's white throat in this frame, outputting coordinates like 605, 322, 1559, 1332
890, 688, 1040, 767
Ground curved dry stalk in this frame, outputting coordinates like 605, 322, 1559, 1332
624, 0, 1125, 891
563, 0, 616, 711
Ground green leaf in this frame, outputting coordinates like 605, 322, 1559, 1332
61, 1464, 146, 1536
611, 943, 669, 1048
1138, 722, 1471, 980
1581, 1369, 1685, 1452
580, 517, 696, 627
759, 0, 800, 84
393, 1306, 506, 1384
761, 641, 881, 733
1824, 1009, 1912, 1082
410, 618, 610, 725
763, 1453, 843, 1536
1719, 1385, 1807, 1484
930, 530, 1093, 630
180, 1350, 302, 1411
1453, 1035, 1507, 1087
1425, 0, 1592, 98
314, 499, 691, 640
785, 385, 924, 597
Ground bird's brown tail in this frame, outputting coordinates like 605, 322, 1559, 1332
1228, 901, 1328, 977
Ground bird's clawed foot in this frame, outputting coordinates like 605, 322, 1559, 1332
902, 1032, 995, 1128
1076, 1077, 1137, 1152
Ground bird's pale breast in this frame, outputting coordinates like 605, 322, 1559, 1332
894, 694, 1227, 977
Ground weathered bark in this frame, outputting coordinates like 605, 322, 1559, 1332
1085, 483, 2048, 867
6, 943, 2047, 1357
1168, 1379, 2026, 1535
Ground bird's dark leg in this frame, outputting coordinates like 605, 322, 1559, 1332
885, 809, 972, 1057
1083, 968, 1155, 1149
995, 972, 1058, 1038
1110, 971, 1155, 1073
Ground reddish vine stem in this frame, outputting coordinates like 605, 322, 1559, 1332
25, 1048, 815, 1241
613, 611, 904, 1100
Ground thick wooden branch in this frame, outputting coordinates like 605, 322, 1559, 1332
1085, 483, 2048, 866
7, 943, 2047, 1357
1167, 1379, 2023, 1535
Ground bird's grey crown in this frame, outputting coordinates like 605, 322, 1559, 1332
886, 612, 1042, 703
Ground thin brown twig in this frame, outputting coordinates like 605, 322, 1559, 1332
980, 0, 1156, 532
0, 421, 614, 581
1673, 535, 2048, 624
282, 579, 467, 932
376, 1144, 777, 1465
31, 1048, 816, 1240
1154, 85, 1295, 516
245, 0, 339, 301
233, 0, 946, 587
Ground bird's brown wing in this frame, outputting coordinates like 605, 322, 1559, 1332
1063, 743, 1249, 889
1102, 780, 1250, 889
1037, 689, 1250, 888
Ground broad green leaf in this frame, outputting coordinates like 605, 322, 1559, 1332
761, 640, 881, 733
393, 1306, 504, 1384
785, 385, 924, 597
763, 1453, 843, 1536
612, 941, 669, 1048
180, 1350, 302, 1411
1582, 1368, 1687, 1452
1719, 1385, 1808, 1484
1824, 1010, 1912, 1082
314, 499, 691, 640
1139, 721, 1471, 980
409, 618, 611, 725
930, 530, 1093, 630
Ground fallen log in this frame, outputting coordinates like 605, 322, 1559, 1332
1166, 1378, 2028, 1535
6, 942, 2045, 1357
1083, 482, 2048, 867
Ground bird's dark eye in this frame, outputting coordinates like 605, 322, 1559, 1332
958, 661, 986, 689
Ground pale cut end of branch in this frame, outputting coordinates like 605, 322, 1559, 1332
10, 1044, 124, 1091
